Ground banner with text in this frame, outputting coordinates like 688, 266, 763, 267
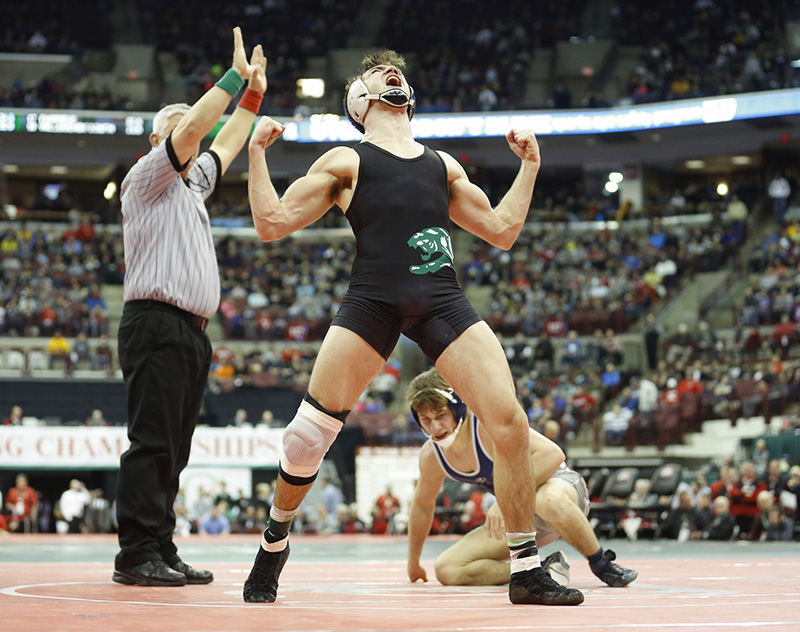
0, 426, 283, 469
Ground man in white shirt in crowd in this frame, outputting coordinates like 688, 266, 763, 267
56, 479, 91, 534
768, 173, 791, 225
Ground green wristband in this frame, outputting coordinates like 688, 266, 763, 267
215, 69, 245, 97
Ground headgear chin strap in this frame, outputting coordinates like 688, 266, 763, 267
345, 76, 416, 132
410, 387, 468, 448
432, 416, 465, 449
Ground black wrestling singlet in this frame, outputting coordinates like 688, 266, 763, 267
345, 142, 459, 314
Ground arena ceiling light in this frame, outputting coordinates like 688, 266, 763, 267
103, 181, 117, 200
731, 155, 751, 165
716, 182, 729, 196
608, 171, 623, 183
685, 160, 705, 169
296, 78, 325, 99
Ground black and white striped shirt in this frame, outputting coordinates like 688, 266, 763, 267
120, 135, 221, 318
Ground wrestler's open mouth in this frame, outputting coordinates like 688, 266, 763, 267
386, 75, 401, 87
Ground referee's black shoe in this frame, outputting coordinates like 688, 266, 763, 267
167, 557, 214, 584
509, 565, 584, 605
112, 560, 187, 586
243, 543, 290, 603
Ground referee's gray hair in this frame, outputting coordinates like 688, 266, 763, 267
152, 103, 191, 137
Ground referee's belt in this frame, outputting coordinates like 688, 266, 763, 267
125, 299, 209, 332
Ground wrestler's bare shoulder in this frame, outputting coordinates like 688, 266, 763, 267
312, 146, 360, 178
435, 149, 467, 182
418, 440, 437, 465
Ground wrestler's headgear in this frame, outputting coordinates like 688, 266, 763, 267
410, 388, 467, 449
344, 75, 416, 134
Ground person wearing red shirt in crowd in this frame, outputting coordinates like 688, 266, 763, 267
213, 345, 235, 366
677, 371, 703, 398
772, 314, 796, 358
742, 328, 762, 359
382, 360, 401, 382
371, 485, 401, 534
570, 385, 597, 431
544, 314, 568, 338
571, 386, 596, 414
38, 302, 58, 333
3, 405, 23, 426
5, 473, 38, 532
728, 461, 766, 534
459, 488, 487, 533
75, 220, 95, 242
709, 464, 738, 498
337, 504, 366, 534
655, 377, 683, 447
634, 274, 659, 305
256, 311, 273, 337
511, 272, 531, 290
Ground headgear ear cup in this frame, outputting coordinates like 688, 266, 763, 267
440, 388, 466, 425
345, 77, 370, 129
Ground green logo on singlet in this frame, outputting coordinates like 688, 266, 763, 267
407, 227, 454, 275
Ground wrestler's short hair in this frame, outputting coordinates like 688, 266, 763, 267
359, 49, 407, 75
406, 367, 452, 414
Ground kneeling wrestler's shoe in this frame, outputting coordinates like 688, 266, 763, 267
589, 548, 638, 587
541, 550, 570, 587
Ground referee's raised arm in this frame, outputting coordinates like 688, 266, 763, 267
211, 41, 267, 175
170, 26, 256, 168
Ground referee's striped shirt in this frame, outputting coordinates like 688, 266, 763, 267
120, 135, 221, 318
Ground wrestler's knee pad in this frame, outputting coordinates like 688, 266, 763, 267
279, 399, 343, 485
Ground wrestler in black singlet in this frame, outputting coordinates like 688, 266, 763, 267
330, 141, 481, 361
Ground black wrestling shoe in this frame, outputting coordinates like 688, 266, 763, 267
509, 565, 584, 605
168, 558, 214, 584
112, 560, 187, 586
243, 543, 290, 603
541, 551, 570, 587
589, 549, 638, 587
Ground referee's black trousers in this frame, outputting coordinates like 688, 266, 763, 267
115, 303, 211, 569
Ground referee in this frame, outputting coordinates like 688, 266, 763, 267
113, 27, 266, 587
